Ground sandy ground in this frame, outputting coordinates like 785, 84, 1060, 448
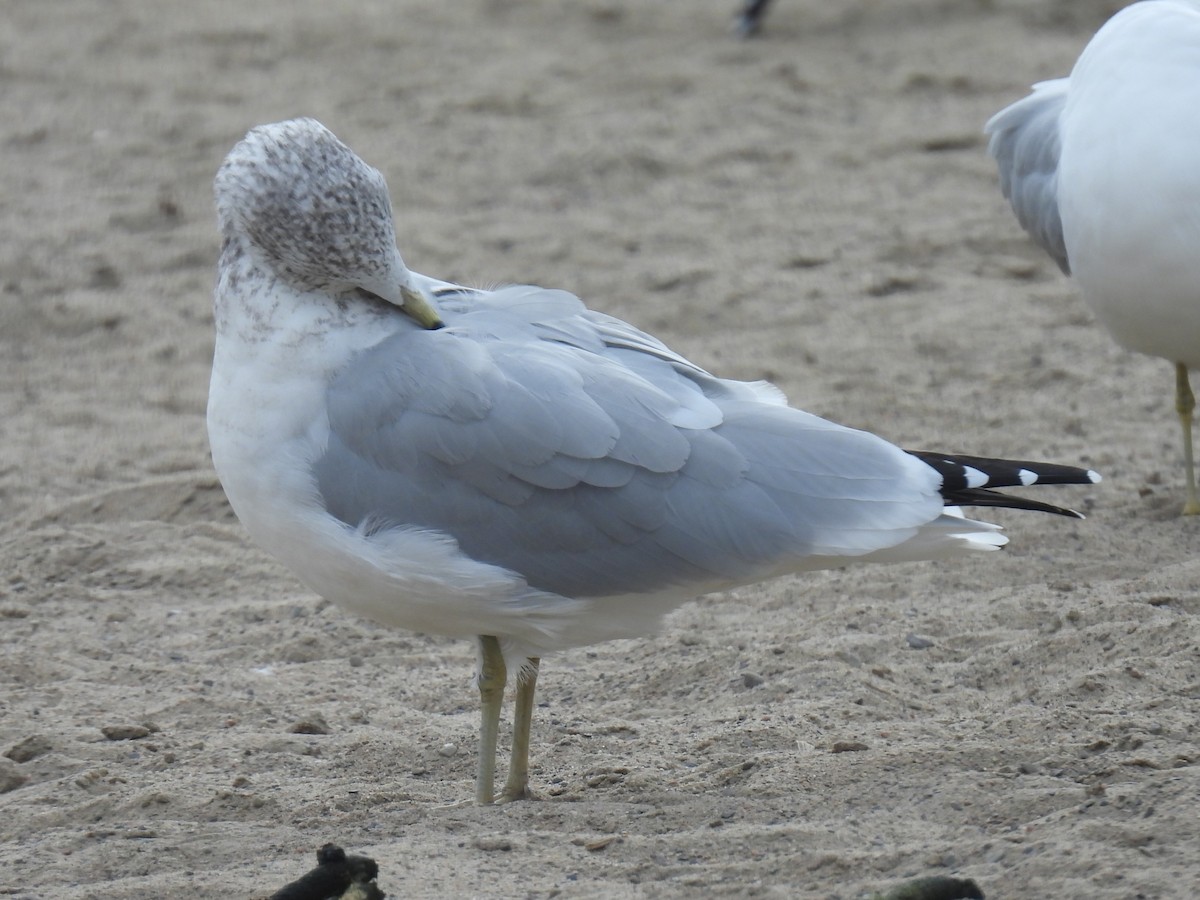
2, 0, 1198, 896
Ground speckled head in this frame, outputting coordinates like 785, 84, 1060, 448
215, 118, 409, 302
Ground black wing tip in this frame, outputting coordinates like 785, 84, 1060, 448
908, 450, 1100, 489
908, 451, 1098, 518
953, 490, 1087, 519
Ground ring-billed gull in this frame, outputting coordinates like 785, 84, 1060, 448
986, 0, 1200, 515
208, 118, 1098, 804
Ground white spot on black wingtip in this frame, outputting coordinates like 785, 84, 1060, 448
1017, 468, 1037, 486
1087, 470, 1102, 483
961, 465, 989, 488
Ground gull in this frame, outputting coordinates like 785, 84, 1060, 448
986, 0, 1200, 515
208, 118, 1098, 805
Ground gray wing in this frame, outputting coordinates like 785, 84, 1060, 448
985, 78, 1071, 274
314, 286, 942, 599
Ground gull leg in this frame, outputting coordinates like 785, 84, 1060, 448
500, 657, 540, 803
735, 0, 773, 37
1175, 363, 1200, 516
476, 635, 507, 805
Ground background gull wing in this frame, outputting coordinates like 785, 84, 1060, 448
985, 78, 1071, 274
313, 286, 945, 600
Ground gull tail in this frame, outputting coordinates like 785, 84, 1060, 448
907, 451, 1101, 519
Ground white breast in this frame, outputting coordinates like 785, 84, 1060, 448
1058, 1, 1200, 368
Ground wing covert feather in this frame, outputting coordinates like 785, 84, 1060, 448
985, 78, 1071, 273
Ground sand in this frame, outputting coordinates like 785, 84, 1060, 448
2, 0, 1198, 896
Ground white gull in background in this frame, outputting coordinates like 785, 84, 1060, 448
987, 0, 1200, 515
208, 118, 1098, 805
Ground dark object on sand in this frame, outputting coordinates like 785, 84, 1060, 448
736, 0, 774, 36
871, 875, 985, 900
267, 843, 386, 900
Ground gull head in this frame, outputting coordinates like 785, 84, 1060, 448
214, 117, 442, 328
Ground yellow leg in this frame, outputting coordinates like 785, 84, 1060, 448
1175, 363, 1200, 516
476, 635, 506, 805
500, 657, 540, 803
